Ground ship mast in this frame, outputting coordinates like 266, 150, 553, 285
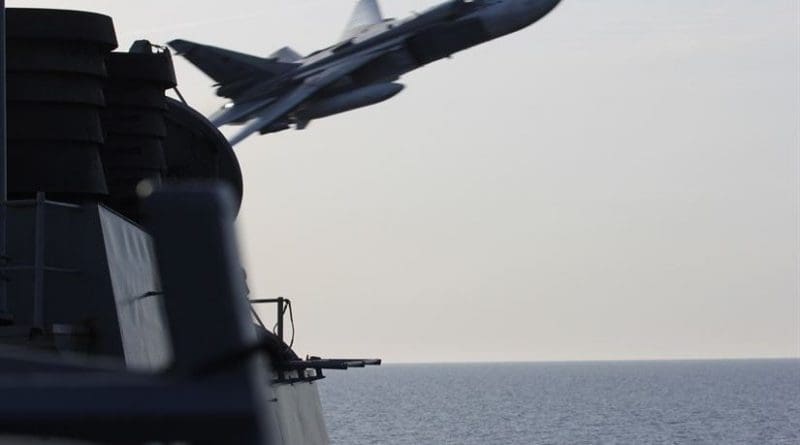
0, 0, 9, 323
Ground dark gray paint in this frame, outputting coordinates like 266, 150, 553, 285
99, 206, 172, 370
0, 186, 284, 443
0, 0, 9, 321
0, 0, 6, 202
144, 184, 281, 443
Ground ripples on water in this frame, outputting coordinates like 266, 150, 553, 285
318, 359, 799, 444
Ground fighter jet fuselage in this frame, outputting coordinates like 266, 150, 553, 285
169, 0, 561, 145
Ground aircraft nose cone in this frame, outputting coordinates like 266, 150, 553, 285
481, 0, 563, 37
532, 0, 562, 19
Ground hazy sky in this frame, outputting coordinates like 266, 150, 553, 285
10, 0, 799, 362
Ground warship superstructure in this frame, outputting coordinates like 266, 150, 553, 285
0, 5, 377, 444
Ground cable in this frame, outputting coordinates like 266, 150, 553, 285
270, 298, 296, 349
172, 87, 189, 106
250, 305, 267, 331
286, 299, 295, 349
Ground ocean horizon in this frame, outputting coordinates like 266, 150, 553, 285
367, 357, 800, 365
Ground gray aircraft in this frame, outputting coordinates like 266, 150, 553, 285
169, 0, 562, 145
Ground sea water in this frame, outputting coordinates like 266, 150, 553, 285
319, 359, 800, 444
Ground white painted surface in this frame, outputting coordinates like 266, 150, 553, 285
273, 376, 331, 445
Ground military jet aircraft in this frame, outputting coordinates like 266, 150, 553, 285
169, 0, 562, 145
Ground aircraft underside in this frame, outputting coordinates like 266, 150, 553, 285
169, 0, 562, 144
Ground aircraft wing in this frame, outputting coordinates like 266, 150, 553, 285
227, 50, 390, 145
169, 39, 297, 99
228, 85, 317, 146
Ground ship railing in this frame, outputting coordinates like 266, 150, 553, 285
249, 297, 293, 345
0, 193, 82, 337
272, 358, 382, 384
248, 297, 382, 383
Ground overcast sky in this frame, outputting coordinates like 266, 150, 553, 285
10, 0, 799, 363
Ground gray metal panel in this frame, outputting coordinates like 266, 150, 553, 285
4, 200, 126, 357
273, 378, 331, 445
98, 206, 171, 370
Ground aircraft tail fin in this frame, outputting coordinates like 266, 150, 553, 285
269, 46, 303, 63
341, 0, 383, 39
169, 39, 297, 94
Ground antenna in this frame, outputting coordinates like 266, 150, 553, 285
0, 0, 9, 324
0, 0, 5, 204
0, 0, 5, 202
